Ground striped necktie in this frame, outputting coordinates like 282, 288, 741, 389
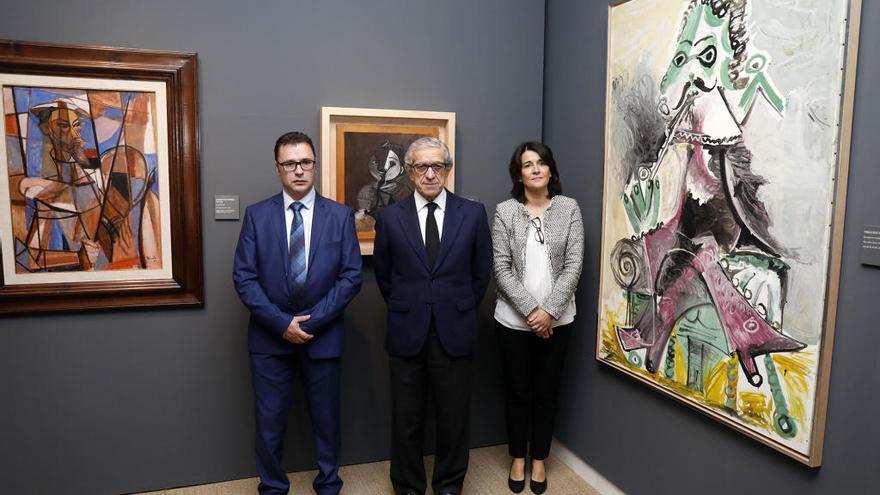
288, 201, 307, 302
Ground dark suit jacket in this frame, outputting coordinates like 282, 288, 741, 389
373, 191, 492, 357
233, 192, 362, 358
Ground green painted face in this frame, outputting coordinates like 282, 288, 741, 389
658, 1, 783, 124
659, 3, 732, 116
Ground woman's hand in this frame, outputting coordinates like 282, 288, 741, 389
527, 308, 554, 338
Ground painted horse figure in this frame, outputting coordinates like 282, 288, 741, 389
611, 0, 804, 436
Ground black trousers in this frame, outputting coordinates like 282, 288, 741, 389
495, 321, 572, 460
389, 331, 473, 495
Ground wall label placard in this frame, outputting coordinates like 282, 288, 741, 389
214, 195, 240, 220
861, 225, 880, 267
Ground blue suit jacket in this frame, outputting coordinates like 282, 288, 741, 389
233, 192, 362, 358
374, 191, 492, 357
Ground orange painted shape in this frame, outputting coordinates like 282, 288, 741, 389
5, 113, 18, 136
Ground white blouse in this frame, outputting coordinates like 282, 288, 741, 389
494, 215, 576, 331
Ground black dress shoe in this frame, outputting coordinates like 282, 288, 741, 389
508, 474, 525, 493
508, 459, 525, 493
529, 476, 547, 494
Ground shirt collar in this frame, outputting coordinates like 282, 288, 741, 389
283, 187, 316, 210
413, 188, 447, 212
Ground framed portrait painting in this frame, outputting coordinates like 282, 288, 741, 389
0, 40, 202, 314
596, 0, 861, 466
320, 107, 455, 255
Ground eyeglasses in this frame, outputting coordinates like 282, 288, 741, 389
530, 217, 545, 244
408, 161, 450, 175
276, 159, 316, 172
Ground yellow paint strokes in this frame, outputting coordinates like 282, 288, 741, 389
739, 392, 771, 428
609, 0, 683, 80
772, 351, 816, 423
600, 305, 627, 362
673, 334, 687, 385
703, 358, 730, 407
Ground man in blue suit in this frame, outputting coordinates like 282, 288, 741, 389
233, 131, 362, 495
374, 137, 492, 495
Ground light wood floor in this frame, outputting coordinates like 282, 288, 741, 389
137, 444, 599, 494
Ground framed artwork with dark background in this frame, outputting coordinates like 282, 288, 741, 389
321, 107, 455, 255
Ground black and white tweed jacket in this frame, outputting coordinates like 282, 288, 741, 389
492, 195, 584, 320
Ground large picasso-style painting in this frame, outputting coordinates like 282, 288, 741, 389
1, 82, 169, 279
598, 1, 861, 464
0, 41, 202, 313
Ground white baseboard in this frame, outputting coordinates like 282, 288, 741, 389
550, 439, 626, 495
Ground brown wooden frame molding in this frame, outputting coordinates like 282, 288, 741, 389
0, 40, 203, 314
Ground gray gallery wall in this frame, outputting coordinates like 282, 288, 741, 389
4, 0, 879, 494
0, 1, 545, 493
543, 0, 879, 493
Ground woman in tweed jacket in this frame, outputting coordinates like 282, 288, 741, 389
492, 141, 583, 494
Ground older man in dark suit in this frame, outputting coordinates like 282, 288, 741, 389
374, 137, 492, 495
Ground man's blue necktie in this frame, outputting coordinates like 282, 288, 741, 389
288, 202, 307, 302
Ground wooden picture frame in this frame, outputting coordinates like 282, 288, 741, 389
320, 106, 455, 255
0, 40, 203, 314
595, 0, 862, 466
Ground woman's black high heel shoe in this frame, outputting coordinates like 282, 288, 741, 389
530, 460, 547, 494
508, 459, 525, 493
529, 476, 547, 494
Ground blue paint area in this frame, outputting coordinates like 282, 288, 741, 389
129, 178, 146, 203
24, 198, 34, 231
56, 162, 71, 183
94, 250, 108, 270
13, 87, 30, 114
78, 117, 98, 154
103, 106, 124, 120
47, 215, 64, 250
99, 126, 123, 155
6, 136, 24, 174
26, 88, 85, 108
145, 154, 160, 197
26, 115, 43, 178
14, 238, 31, 272
145, 153, 158, 174
130, 202, 143, 258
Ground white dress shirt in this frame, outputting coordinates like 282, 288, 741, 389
283, 187, 316, 271
413, 188, 447, 244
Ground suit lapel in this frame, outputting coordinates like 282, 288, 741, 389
398, 196, 431, 271
272, 193, 288, 261
307, 194, 328, 271
433, 191, 463, 272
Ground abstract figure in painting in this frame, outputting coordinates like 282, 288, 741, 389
609, 0, 806, 438
4, 87, 161, 273
355, 139, 413, 224
343, 132, 420, 235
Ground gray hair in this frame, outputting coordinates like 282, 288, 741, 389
404, 136, 452, 166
